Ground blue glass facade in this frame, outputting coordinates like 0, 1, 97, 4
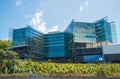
74, 22, 96, 43
64, 17, 115, 49
95, 17, 112, 46
44, 32, 65, 58
13, 27, 28, 46
110, 21, 118, 43
65, 20, 97, 56
12, 26, 44, 58
65, 20, 97, 49
64, 17, 117, 62
64, 20, 74, 58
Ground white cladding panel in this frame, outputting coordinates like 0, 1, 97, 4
103, 44, 120, 54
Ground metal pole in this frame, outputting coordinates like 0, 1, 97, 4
5, 67, 8, 76
102, 49, 107, 79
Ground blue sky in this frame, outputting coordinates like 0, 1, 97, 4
0, 0, 120, 43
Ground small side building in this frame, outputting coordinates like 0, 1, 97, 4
103, 44, 120, 63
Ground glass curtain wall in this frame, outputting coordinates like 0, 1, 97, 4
44, 32, 65, 58
74, 22, 96, 48
64, 20, 74, 59
95, 17, 112, 46
12, 26, 44, 58
110, 21, 118, 44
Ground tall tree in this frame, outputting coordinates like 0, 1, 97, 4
0, 40, 10, 50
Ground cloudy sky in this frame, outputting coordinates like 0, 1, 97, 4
0, 0, 120, 43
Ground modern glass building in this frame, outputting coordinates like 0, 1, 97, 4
10, 17, 118, 63
64, 17, 117, 63
44, 32, 65, 58
95, 17, 112, 46
11, 25, 44, 59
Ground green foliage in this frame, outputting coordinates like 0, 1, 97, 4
0, 49, 19, 74
0, 47, 119, 77
0, 49, 19, 61
0, 40, 11, 50
1, 59, 120, 77
1, 60, 16, 74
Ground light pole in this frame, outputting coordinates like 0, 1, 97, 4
102, 48, 107, 79
5, 67, 8, 76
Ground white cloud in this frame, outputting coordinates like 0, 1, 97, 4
29, 11, 59, 33
16, 0, 21, 6
80, 0, 90, 12
85, 0, 89, 6
30, 11, 47, 33
80, 6, 84, 12
48, 25, 59, 32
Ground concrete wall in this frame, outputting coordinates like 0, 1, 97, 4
103, 44, 120, 54
103, 44, 120, 62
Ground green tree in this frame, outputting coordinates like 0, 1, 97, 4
0, 49, 19, 67
0, 49, 18, 61
0, 40, 11, 50
0, 49, 19, 74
